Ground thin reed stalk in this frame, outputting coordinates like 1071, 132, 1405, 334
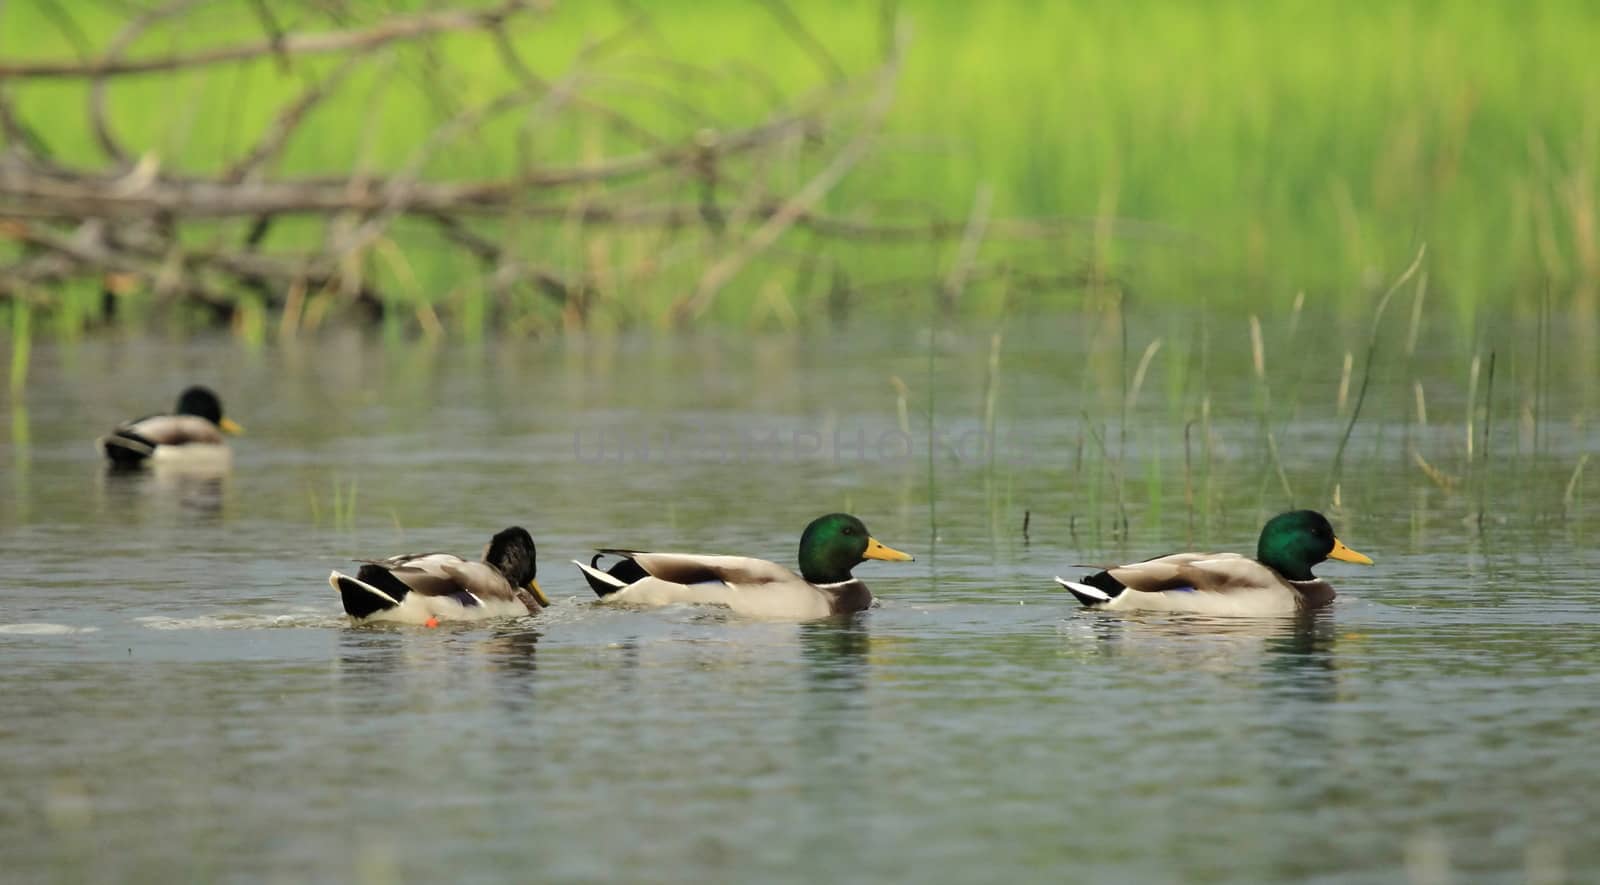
924, 297, 938, 578
1082, 413, 1128, 538
1324, 243, 1427, 503
8, 300, 31, 395
1248, 314, 1294, 505
1466, 353, 1480, 463
1183, 420, 1195, 545
1478, 350, 1496, 526
1564, 455, 1589, 515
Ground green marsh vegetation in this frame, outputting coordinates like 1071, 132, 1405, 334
0, 0, 1595, 338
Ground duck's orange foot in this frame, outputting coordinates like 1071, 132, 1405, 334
423, 617, 439, 628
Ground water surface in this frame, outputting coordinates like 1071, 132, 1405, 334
1, 316, 1596, 883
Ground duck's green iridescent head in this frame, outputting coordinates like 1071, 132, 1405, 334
1256, 510, 1372, 581
798, 513, 913, 584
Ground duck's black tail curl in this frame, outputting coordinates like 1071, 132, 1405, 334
332, 565, 413, 619
579, 553, 647, 597
101, 429, 156, 468
1056, 570, 1126, 607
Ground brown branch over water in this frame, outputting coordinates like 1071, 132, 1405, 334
677, 27, 904, 318
0, 1, 1108, 326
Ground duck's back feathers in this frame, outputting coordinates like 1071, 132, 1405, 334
1105, 551, 1256, 593
604, 550, 802, 587
122, 413, 228, 447
373, 553, 528, 602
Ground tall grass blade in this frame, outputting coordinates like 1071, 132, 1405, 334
9, 300, 32, 396
1325, 244, 1426, 502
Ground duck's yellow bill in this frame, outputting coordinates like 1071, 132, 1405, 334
1328, 537, 1373, 565
220, 418, 244, 435
527, 578, 552, 607
864, 537, 914, 562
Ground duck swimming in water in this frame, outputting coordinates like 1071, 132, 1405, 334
1055, 510, 1372, 615
576, 513, 913, 620
330, 527, 550, 625
99, 385, 242, 468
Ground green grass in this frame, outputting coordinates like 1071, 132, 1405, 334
2, 0, 1597, 331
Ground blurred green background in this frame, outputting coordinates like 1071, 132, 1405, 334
2, 0, 1597, 330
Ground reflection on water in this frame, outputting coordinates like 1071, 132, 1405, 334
0, 321, 1596, 882
332, 623, 544, 729
99, 463, 230, 518
799, 618, 872, 691
480, 626, 542, 679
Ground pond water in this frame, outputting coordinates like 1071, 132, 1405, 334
1, 312, 1596, 883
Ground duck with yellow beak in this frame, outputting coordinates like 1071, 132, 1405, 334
1055, 510, 1372, 615
99, 385, 243, 468
576, 513, 913, 619
330, 527, 550, 626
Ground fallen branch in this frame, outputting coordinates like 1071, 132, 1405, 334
0, 0, 1105, 328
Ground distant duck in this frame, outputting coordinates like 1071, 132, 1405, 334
99, 386, 242, 467
330, 527, 550, 625
575, 513, 913, 620
1055, 510, 1372, 616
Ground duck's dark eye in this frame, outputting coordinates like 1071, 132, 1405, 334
842, 527, 854, 535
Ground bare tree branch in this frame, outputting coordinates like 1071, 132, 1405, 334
677, 26, 905, 317
0, 1, 544, 78
0, 2, 1107, 329
222, 52, 367, 182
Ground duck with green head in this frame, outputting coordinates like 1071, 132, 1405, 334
1055, 510, 1372, 615
576, 513, 914, 619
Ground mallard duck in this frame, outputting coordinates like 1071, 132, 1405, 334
330, 526, 550, 625
1055, 510, 1372, 615
99, 386, 243, 467
574, 513, 913, 619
